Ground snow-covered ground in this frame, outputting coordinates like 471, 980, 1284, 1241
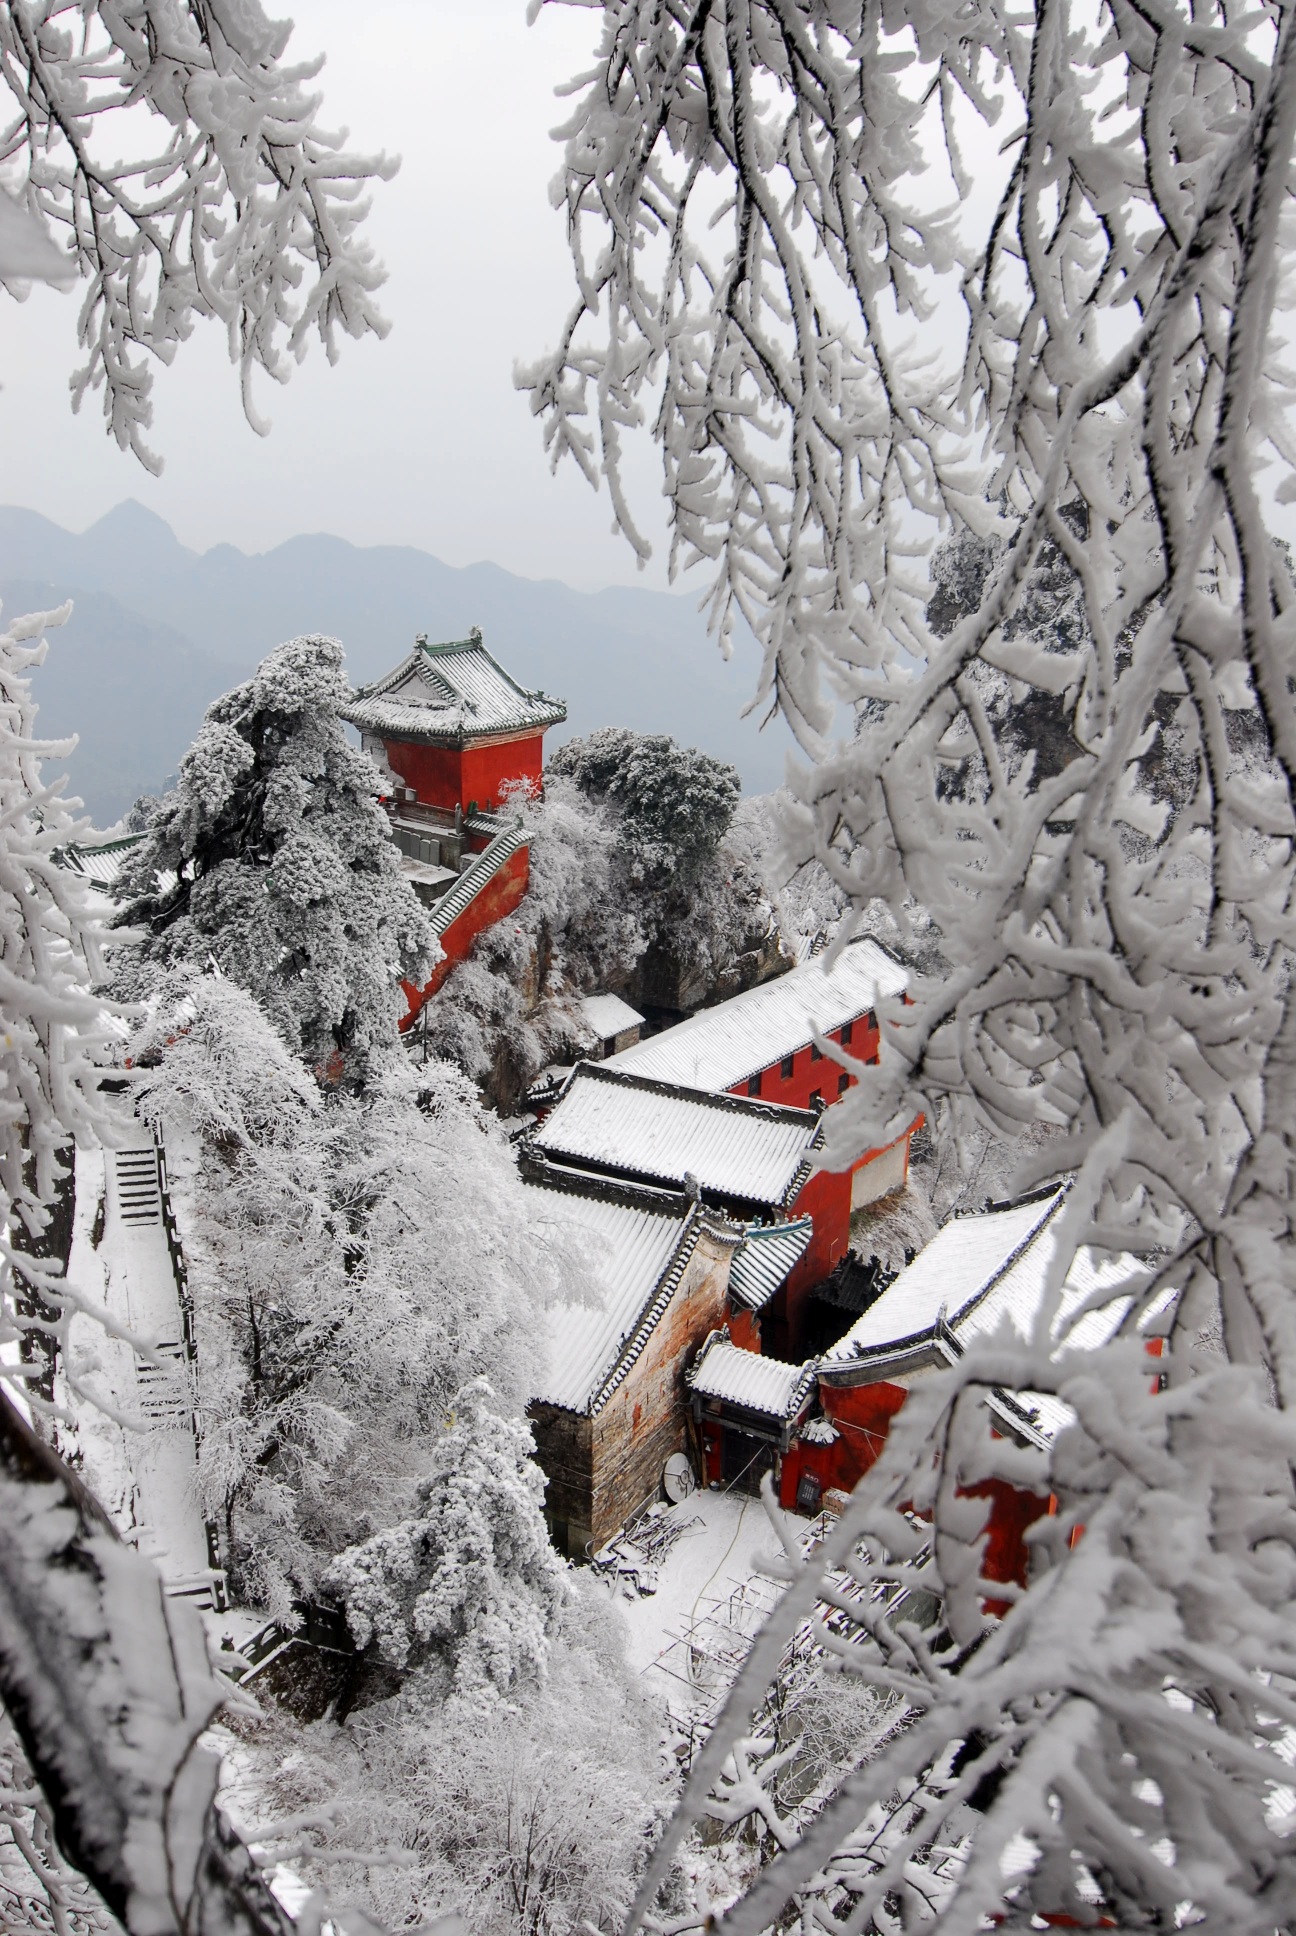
602, 1488, 811, 1708
63, 1112, 218, 1602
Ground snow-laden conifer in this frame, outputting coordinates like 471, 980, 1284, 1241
117, 636, 433, 1082
324, 1379, 569, 1708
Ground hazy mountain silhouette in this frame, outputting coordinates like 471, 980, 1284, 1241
1, 501, 795, 821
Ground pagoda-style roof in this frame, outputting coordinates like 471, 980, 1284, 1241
343, 628, 566, 747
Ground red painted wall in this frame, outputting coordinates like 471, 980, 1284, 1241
767, 1167, 853, 1357
778, 1379, 909, 1509
701, 1417, 723, 1486
779, 1379, 1053, 1607
966, 1474, 1053, 1611
401, 846, 530, 1022
729, 1016, 880, 1112
728, 1308, 762, 1353
382, 732, 545, 813
461, 736, 544, 812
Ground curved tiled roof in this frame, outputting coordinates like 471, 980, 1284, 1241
344, 630, 566, 746
524, 1177, 702, 1415
604, 938, 908, 1091
728, 1218, 814, 1310
527, 1063, 822, 1207
820, 1191, 1067, 1371
688, 1334, 817, 1421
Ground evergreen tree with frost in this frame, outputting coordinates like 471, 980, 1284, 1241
130, 975, 570, 1615
548, 727, 741, 887
117, 635, 433, 1079
324, 1380, 569, 1707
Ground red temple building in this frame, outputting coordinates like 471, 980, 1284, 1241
344, 629, 566, 1013
602, 938, 924, 1350
688, 1188, 1171, 1597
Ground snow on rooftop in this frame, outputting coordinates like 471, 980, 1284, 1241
528, 1064, 821, 1206
580, 991, 644, 1039
822, 1192, 1066, 1366
345, 631, 566, 745
957, 1230, 1152, 1354
54, 833, 177, 898
689, 1335, 815, 1420
525, 1178, 699, 1414
728, 1218, 814, 1310
605, 937, 908, 1091
822, 1192, 1166, 1443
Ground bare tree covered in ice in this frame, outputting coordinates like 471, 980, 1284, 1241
530, 0, 1296, 1925
0, 0, 394, 469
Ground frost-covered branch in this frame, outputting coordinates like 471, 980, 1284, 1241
0, 1389, 294, 1936
0, 600, 133, 1418
534, 3, 1296, 1926
0, 0, 395, 470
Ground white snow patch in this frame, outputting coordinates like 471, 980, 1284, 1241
606, 1489, 807, 1702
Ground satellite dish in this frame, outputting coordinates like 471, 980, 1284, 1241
663, 1452, 696, 1504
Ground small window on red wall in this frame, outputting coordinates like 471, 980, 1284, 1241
810, 1042, 823, 1062
747, 1074, 761, 1097
838, 1072, 850, 1097
780, 1053, 795, 1079
841, 1020, 854, 1047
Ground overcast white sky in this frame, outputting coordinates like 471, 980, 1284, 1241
1, 0, 677, 590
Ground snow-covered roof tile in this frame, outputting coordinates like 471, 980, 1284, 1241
821, 1189, 1168, 1409
54, 834, 177, 899
956, 1229, 1151, 1353
728, 1218, 814, 1310
344, 630, 566, 746
821, 1192, 1066, 1368
604, 938, 908, 1091
579, 991, 644, 1039
688, 1335, 816, 1420
527, 1064, 821, 1206
524, 1178, 700, 1414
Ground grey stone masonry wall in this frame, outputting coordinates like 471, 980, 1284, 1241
586, 1227, 734, 1550
529, 1403, 594, 1557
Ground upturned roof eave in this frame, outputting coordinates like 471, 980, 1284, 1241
342, 701, 566, 747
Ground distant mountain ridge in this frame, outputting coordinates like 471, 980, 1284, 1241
1, 500, 793, 822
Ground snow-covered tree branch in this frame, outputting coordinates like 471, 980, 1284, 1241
0, 0, 396, 471
533, 0, 1296, 1925
0, 1388, 294, 1936
0, 602, 125, 1416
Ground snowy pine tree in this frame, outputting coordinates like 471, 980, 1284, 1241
117, 635, 433, 1082
324, 1379, 569, 1708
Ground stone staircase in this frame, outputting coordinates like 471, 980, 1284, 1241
114, 1146, 163, 1225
